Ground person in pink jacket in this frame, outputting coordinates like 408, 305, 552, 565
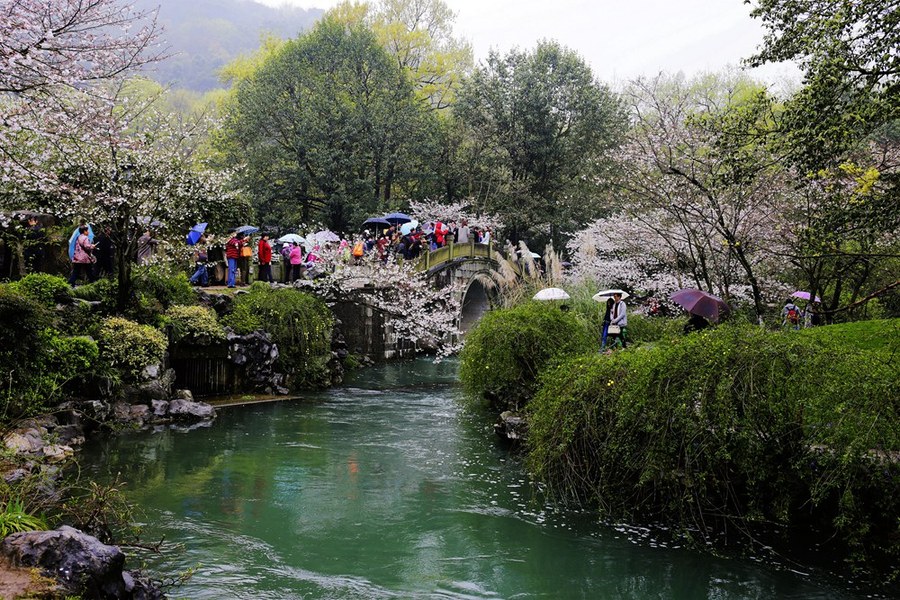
68, 225, 96, 286
288, 242, 305, 282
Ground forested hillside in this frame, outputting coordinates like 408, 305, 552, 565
135, 0, 324, 90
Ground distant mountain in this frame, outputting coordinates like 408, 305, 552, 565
135, 0, 325, 91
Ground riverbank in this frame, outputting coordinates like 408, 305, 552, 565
461, 309, 900, 589
74, 357, 871, 599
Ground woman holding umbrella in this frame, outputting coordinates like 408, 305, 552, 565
224, 231, 245, 288
608, 292, 628, 349
68, 225, 96, 286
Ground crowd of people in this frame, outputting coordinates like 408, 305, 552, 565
183, 218, 495, 288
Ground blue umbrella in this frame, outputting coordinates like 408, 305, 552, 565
362, 217, 391, 229
186, 223, 207, 246
234, 225, 259, 235
68, 224, 94, 260
383, 212, 412, 224
400, 220, 419, 235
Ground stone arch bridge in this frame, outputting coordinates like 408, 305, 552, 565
417, 241, 502, 333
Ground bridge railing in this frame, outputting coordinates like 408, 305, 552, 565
418, 241, 497, 272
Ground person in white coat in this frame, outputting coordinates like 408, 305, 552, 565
608, 292, 628, 348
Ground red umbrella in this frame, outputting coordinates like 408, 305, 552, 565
669, 289, 730, 322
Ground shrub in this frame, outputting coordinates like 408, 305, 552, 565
0, 285, 100, 415
527, 322, 900, 579
460, 301, 594, 409
97, 317, 167, 382
131, 264, 195, 309
621, 313, 686, 344
222, 283, 334, 388
0, 285, 52, 372
0, 499, 48, 537
11, 273, 71, 307
164, 305, 225, 345
71, 277, 118, 314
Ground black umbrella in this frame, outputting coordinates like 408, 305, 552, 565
363, 217, 391, 229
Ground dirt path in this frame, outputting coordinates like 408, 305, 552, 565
0, 559, 55, 599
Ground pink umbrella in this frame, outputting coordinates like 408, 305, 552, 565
670, 289, 730, 323
791, 291, 821, 302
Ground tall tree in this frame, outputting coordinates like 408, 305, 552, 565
0, 1, 244, 309
748, 0, 899, 169
748, 0, 900, 314
218, 17, 438, 231
0, 0, 163, 188
454, 41, 626, 249
618, 73, 786, 317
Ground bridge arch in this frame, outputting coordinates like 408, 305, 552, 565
418, 241, 504, 334
459, 277, 492, 333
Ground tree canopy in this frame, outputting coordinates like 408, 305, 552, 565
454, 41, 626, 248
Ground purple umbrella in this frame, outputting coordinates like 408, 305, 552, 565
670, 289, 730, 323
791, 291, 821, 303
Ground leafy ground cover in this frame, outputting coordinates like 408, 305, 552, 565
526, 320, 899, 582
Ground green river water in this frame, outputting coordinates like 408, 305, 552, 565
81, 359, 869, 599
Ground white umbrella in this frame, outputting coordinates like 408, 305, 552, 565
278, 233, 306, 245
400, 220, 420, 235
593, 289, 630, 302
533, 287, 571, 301
311, 230, 340, 243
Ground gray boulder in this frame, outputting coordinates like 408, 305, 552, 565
150, 399, 169, 418
53, 424, 85, 447
167, 399, 216, 421
494, 411, 528, 442
1, 526, 126, 598
4, 431, 44, 454
123, 366, 176, 404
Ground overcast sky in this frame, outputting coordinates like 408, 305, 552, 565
252, 0, 800, 87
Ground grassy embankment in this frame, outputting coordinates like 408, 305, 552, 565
461, 309, 900, 582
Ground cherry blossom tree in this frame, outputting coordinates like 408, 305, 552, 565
408, 197, 503, 231
0, 1, 251, 308
0, 0, 163, 186
615, 73, 790, 316
293, 246, 462, 356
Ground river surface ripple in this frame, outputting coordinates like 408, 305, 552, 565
80, 358, 870, 599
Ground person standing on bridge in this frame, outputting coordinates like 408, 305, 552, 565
457, 219, 470, 244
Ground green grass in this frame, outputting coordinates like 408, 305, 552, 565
796, 318, 900, 354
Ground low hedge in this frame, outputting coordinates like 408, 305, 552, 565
222, 283, 334, 388
97, 317, 168, 382
460, 301, 594, 410
527, 322, 900, 580
11, 273, 71, 307
164, 305, 225, 345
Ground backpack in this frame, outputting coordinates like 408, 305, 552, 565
352, 241, 364, 257
786, 306, 800, 324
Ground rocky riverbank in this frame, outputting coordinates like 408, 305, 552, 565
0, 391, 217, 599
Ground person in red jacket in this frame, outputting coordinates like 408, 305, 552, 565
225, 232, 244, 288
257, 233, 273, 283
